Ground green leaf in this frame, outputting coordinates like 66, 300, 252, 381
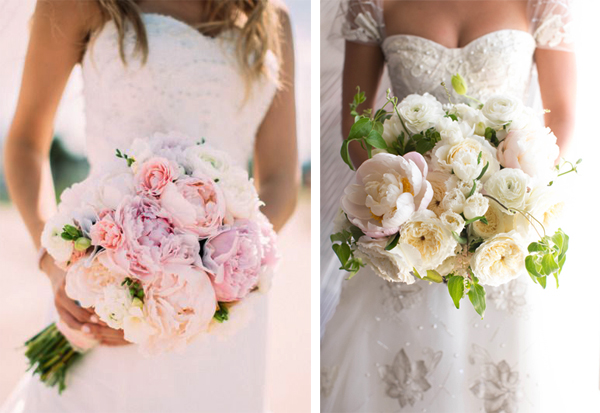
332, 243, 351, 267
469, 238, 484, 253
467, 180, 477, 198
527, 242, 548, 253
525, 255, 542, 278
63, 225, 81, 238
445, 113, 458, 121
484, 127, 500, 147
372, 121, 384, 135
475, 162, 490, 180
330, 230, 351, 244
452, 231, 468, 244
412, 267, 423, 279
468, 283, 486, 318
340, 140, 354, 170
349, 225, 365, 243
477, 151, 482, 165
538, 275, 547, 289
415, 139, 436, 155
385, 232, 401, 251
365, 130, 388, 150
447, 276, 465, 309
213, 303, 229, 323
464, 216, 488, 226
541, 253, 559, 275
348, 118, 372, 141
60, 232, 74, 241
424, 270, 444, 283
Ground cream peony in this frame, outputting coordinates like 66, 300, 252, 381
396, 93, 445, 134
354, 237, 416, 284
471, 201, 514, 239
398, 210, 458, 272
481, 94, 524, 129
463, 192, 489, 220
497, 128, 559, 183
341, 152, 433, 238
484, 169, 529, 212
471, 231, 527, 286
432, 135, 500, 182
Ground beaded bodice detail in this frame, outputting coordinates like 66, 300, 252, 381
81, 14, 278, 173
382, 30, 537, 103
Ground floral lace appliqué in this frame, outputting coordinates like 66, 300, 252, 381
342, 11, 382, 43
321, 365, 339, 398
469, 344, 522, 413
534, 13, 574, 48
382, 281, 423, 319
487, 278, 527, 316
378, 347, 442, 409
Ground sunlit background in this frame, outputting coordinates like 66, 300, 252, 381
0, 1, 310, 411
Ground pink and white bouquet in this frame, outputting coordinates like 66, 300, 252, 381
332, 75, 578, 318
28, 132, 278, 392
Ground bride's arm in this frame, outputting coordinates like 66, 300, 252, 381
253, 9, 299, 232
535, 49, 577, 158
4, 0, 125, 345
342, 41, 385, 168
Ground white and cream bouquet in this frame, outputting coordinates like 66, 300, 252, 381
331, 75, 578, 317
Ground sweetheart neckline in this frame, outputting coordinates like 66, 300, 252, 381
382, 29, 535, 51
140, 12, 233, 41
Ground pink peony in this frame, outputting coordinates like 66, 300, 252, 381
159, 233, 202, 267
89, 212, 124, 250
203, 220, 263, 302
135, 157, 178, 197
140, 264, 216, 355
257, 213, 279, 268
160, 176, 225, 237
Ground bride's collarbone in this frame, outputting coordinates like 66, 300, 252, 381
382, 0, 529, 49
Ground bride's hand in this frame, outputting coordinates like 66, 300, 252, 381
41, 254, 131, 347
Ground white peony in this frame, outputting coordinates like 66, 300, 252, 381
341, 152, 433, 238
441, 188, 466, 214
396, 93, 445, 134
514, 183, 564, 242
484, 169, 529, 213
95, 172, 135, 211
123, 302, 155, 344
398, 210, 458, 272
332, 208, 352, 233
471, 231, 527, 286
41, 213, 75, 264
432, 135, 500, 182
218, 168, 261, 220
354, 237, 416, 284
481, 94, 524, 129
470, 201, 514, 239
509, 106, 544, 131
439, 210, 465, 234
185, 145, 233, 180
463, 192, 489, 220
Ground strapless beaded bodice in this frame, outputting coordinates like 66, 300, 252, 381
382, 30, 537, 103
81, 14, 278, 173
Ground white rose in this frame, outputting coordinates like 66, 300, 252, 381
471, 231, 527, 286
440, 210, 465, 234
426, 170, 457, 216
218, 168, 261, 220
185, 145, 232, 180
41, 213, 75, 264
470, 201, 514, 239
441, 188, 466, 214
484, 169, 529, 212
463, 192, 489, 220
432, 135, 500, 182
398, 210, 458, 272
397, 93, 445, 134
481, 94, 524, 129
354, 237, 416, 284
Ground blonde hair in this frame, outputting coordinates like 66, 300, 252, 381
94, 0, 281, 93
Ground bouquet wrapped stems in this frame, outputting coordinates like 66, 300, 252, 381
24, 323, 82, 393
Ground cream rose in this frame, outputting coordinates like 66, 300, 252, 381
398, 210, 458, 272
471, 231, 526, 286
426, 170, 457, 216
470, 201, 514, 239
463, 192, 489, 220
396, 93, 445, 134
481, 94, 524, 129
484, 169, 529, 212
341, 152, 433, 238
354, 237, 416, 284
432, 135, 500, 182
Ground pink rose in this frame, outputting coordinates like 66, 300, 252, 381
160, 176, 225, 237
140, 264, 216, 355
89, 212, 124, 250
203, 220, 262, 302
135, 157, 178, 197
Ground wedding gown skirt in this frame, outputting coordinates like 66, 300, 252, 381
2, 13, 278, 413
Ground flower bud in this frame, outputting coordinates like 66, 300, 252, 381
74, 237, 92, 251
451, 73, 467, 96
131, 297, 144, 308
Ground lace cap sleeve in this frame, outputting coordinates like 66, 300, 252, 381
529, 0, 575, 51
338, 0, 385, 45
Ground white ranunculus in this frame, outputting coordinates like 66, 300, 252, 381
397, 93, 445, 134
471, 231, 527, 286
481, 94, 524, 129
451, 149, 485, 182
354, 237, 416, 284
439, 210, 465, 234
185, 145, 232, 180
95, 284, 135, 330
432, 135, 500, 182
514, 183, 564, 243
441, 188, 466, 214
497, 128, 560, 183
447, 103, 489, 136
218, 169, 261, 220
435, 117, 471, 145
398, 210, 458, 272
484, 169, 529, 212
380, 112, 407, 155
41, 213, 75, 264
426, 170, 457, 216
463, 192, 489, 220
341, 152, 433, 238
470, 201, 514, 239
456, 178, 480, 197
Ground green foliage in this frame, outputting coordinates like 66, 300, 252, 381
475, 161, 490, 180
447, 275, 465, 309
213, 303, 229, 323
464, 216, 489, 226
452, 231, 468, 244
484, 127, 500, 147
467, 179, 477, 198
412, 268, 443, 283
525, 228, 569, 288
330, 221, 366, 279
385, 232, 400, 251
122, 277, 145, 301
468, 277, 486, 319
115, 148, 135, 167
60, 224, 83, 241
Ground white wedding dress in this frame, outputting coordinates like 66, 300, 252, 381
2, 13, 278, 413
320, 1, 578, 412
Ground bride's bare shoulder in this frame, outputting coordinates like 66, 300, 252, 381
33, 0, 105, 37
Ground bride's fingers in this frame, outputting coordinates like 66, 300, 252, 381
83, 323, 125, 341
57, 308, 83, 331
100, 337, 131, 346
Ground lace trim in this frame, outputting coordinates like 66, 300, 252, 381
342, 11, 382, 43
533, 13, 574, 48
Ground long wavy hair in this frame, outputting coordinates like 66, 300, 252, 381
94, 0, 282, 93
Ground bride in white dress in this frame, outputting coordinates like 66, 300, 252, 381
320, 1, 577, 411
2, 0, 298, 411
